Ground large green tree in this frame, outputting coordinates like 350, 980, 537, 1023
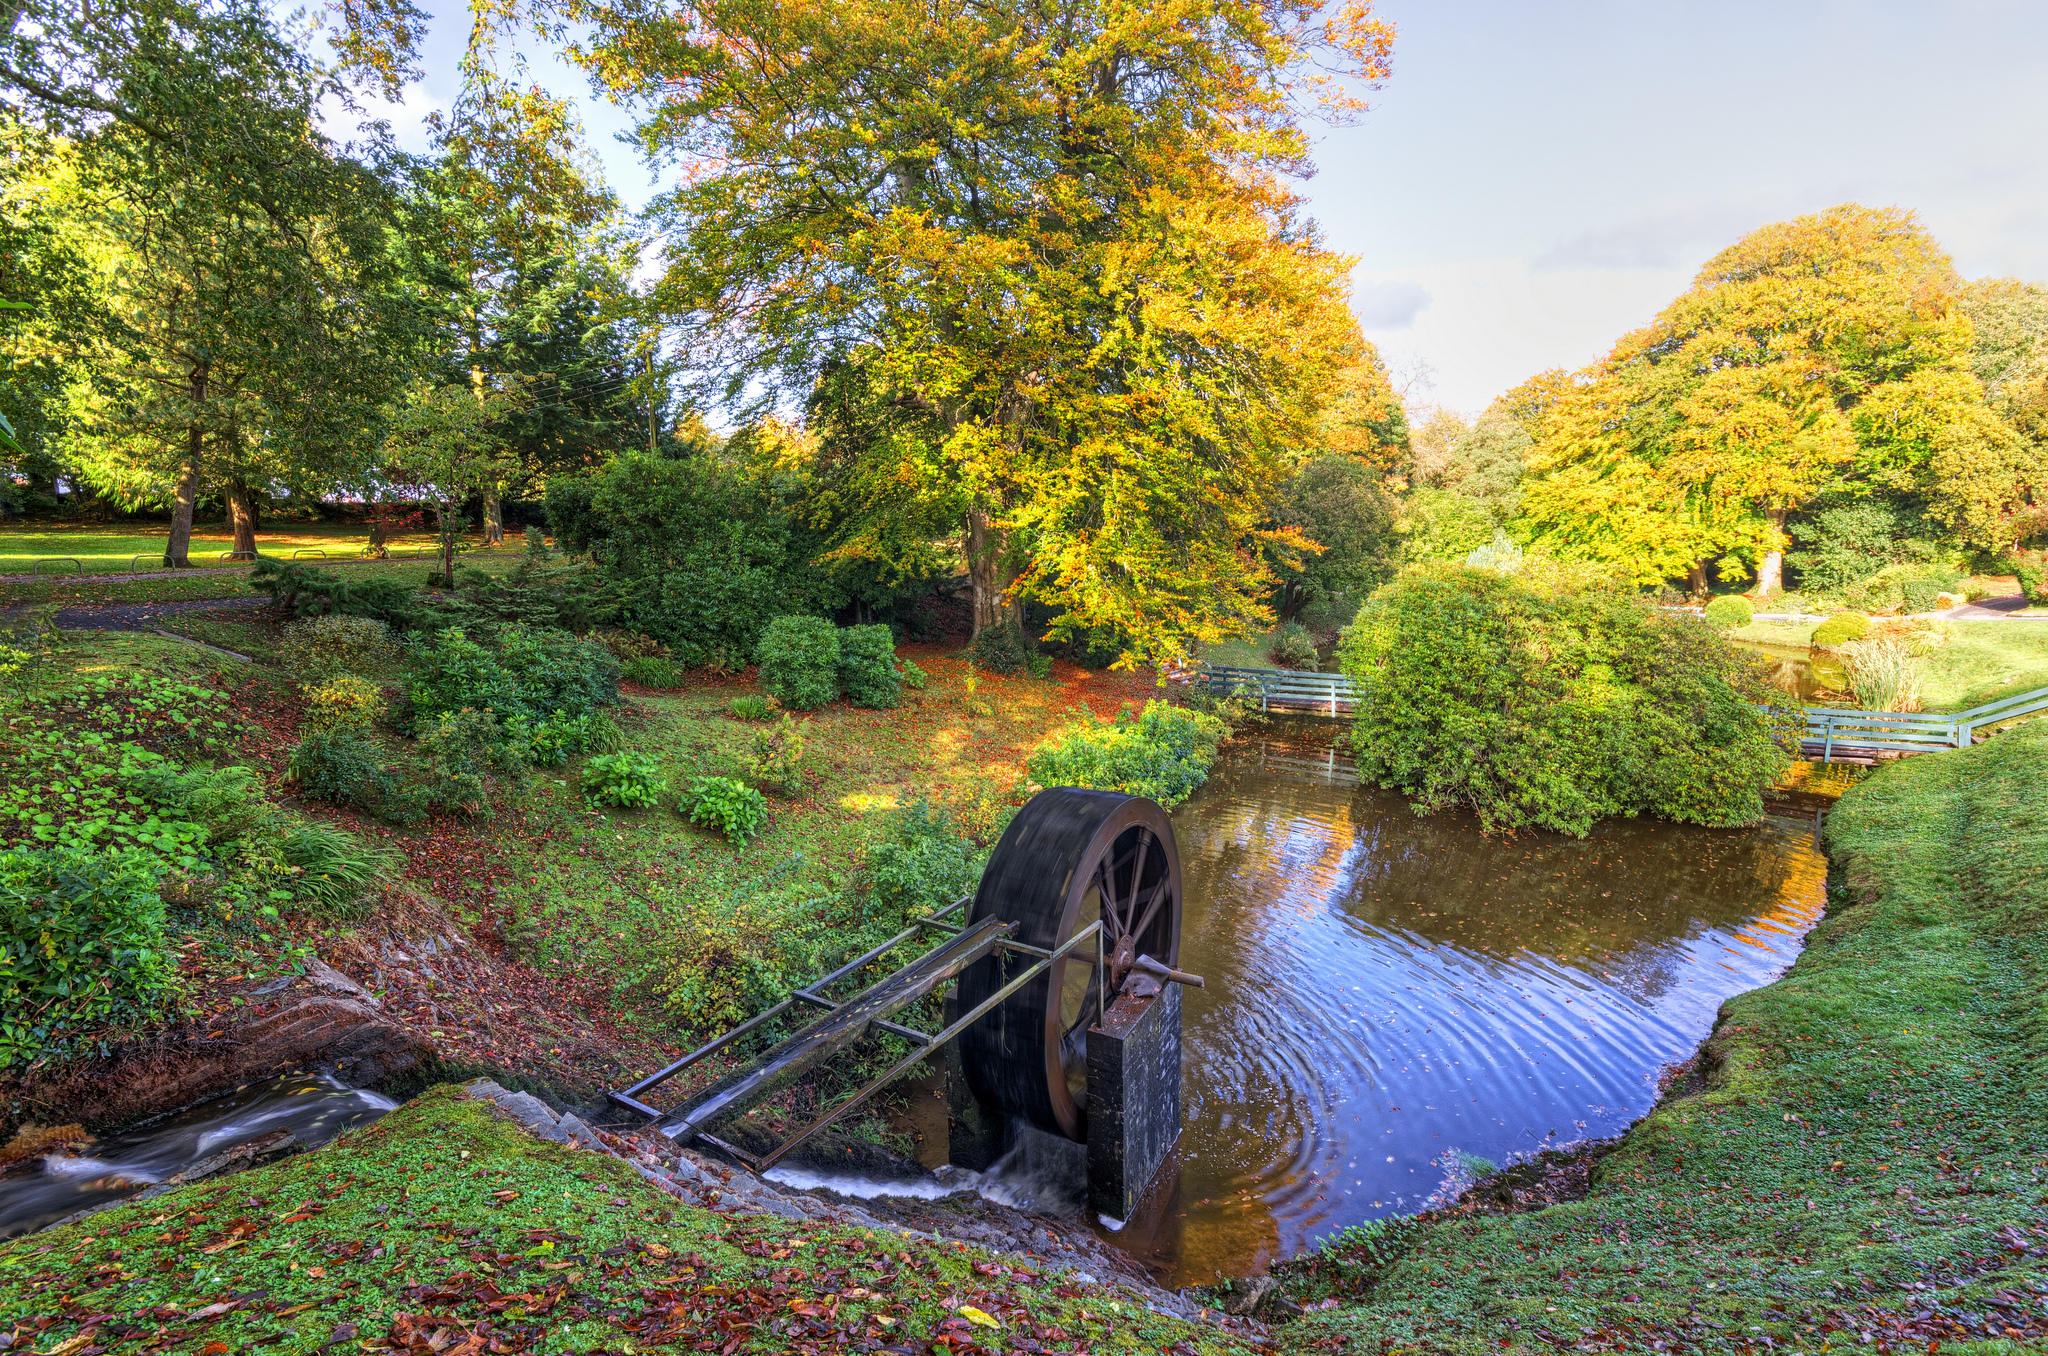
9, 1, 423, 563
1948, 278, 2048, 553
573, 0, 1396, 664
1522, 205, 1986, 594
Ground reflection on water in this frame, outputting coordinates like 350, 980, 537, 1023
0, 1073, 396, 1237
1731, 640, 1850, 703
1121, 729, 1827, 1285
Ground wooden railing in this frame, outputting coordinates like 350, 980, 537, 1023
1193, 663, 2048, 763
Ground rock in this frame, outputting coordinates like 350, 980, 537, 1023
553, 1113, 605, 1148
46, 1129, 300, 1231
7, 960, 430, 1133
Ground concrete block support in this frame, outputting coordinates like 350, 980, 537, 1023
1086, 983, 1182, 1222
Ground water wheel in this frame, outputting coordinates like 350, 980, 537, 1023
957, 788, 1182, 1141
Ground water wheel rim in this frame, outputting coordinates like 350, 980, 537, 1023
959, 788, 1181, 1140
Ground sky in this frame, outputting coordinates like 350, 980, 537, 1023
361, 0, 2048, 417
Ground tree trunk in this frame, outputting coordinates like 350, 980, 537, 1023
1689, 561, 1709, 598
166, 362, 207, 568
482, 491, 504, 546
964, 508, 1017, 638
225, 481, 260, 557
438, 507, 458, 586
1756, 509, 1789, 598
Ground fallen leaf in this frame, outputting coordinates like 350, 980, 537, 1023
958, 1305, 1001, 1329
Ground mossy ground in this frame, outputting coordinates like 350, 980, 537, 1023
1276, 721, 2048, 1353
0, 1087, 1248, 1354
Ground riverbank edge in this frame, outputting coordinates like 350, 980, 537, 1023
1265, 720, 2048, 1353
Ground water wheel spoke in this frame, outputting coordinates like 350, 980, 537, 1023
1126, 877, 1171, 949
1121, 833, 1150, 936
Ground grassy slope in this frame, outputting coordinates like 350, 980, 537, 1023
0, 1087, 1245, 1355
1283, 722, 2048, 1354
1919, 623, 2048, 711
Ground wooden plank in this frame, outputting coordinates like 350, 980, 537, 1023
655, 917, 1012, 1144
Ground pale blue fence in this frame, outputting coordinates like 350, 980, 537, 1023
1192, 663, 2048, 763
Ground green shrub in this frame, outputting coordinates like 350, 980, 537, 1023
2013, 552, 2047, 605
251, 558, 423, 629
748, 715, 808, 795
864, 799, 981, 924
0, 607, 61, 693
1026, 701, 1228, 810
755, 615, 841, 710
414, 709, 525, 816
1811, 613, 1872, 648
301, 674, 382, 732
277, 615, 405, 683
278, 822, 401, 916
1701, 594, 1755, 629
900, 658, 929, 690
1024, 651, 1054, 681
528, 709, 619, 768
1841, 636, 1923, 712
969, 625, 1027, 676
581, 751, 669, 810
1337, 566, 1791, 836
286, 731, 413, 824
620, 655, 685, 689
405, 624, 617, 760
649, 889, 838, 1034
594, 629, 669, 661
728, 693, 775, 722
1271, 622, 1319, 670
0, 846, 173, 1067
685, 775, 769, 845
122, 762, 269, 844
837, 624, 902, 708
1846, 562, 1964, 614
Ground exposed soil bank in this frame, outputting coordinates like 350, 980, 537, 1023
1269, 722, 2048, 1353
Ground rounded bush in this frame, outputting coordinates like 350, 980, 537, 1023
1701, 594, 1755, 629
755, 615, 841, 710
969, 625, 1027, 676
1271, 623, 1318, 670
278, 614, 404, 683
300, 674, 381, 732
686, 775, 769, 845
580, 751, 669, 809
837, 624, 902, 708
1811, 612, 1872, 649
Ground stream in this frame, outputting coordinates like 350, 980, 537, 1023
1107, 727, 1827, 1285
0, 1073, 396, 1238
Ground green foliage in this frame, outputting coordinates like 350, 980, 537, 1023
276, 614, 405, 684
1840, 636, 1924, 712
836, 624, 901, 708
545, 452, 836, 663
1395, 484, 1496, 565
969, 625, 1027, 676
727, 693, 775, 722
685, 776, 769, 846
286, 731, 411, 825
0, 846, 173, 1066
120, 761, 268, 844
580, 751, 669, 810
413, 710, 526, 816
620, 655, 685, 689
251, 559, 423, 629
1462, 529, 1524, 575
300, 674, 381, 732
1338, 566, 1792, 836
863, 799, 981, 925
1700, 594, 1755, 629
1844, 561, 1965, 614
1025, 701, 1228, 810
1270, 622, 1318, 670
753, 615, 840, 710
650, 889, 838, 1033
404, 625, 617, 758
277, 822, 400, 917
2014, 550, 2048, 605
1787, 500, 1931, 595
900, 658, 929, 690
0, 607, 62, 693
1811, 612, 1872, 648
1269, 454, 1398, 622
747, 715, 807, 795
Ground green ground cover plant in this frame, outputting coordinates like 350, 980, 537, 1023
1340, 565, 1793, 835
685, 775, 769, 845
0, 1086, 1244, 1354
579, 750, 668, 809
1283, 719, 2048, 1354
1025, 700, 1228, 809
0, 845, 173, 1066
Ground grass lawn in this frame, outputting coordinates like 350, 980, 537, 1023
0, 1085, 1243, 1355
1921, 621, 2048, 710
1279, 721, 2048, 1353
1728, 618, 1820, 646
0, 520, 451, 574
0, 544, 529, 609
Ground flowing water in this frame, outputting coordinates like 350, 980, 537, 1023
1102, 728, 1828, 1285
0, 1073, 396, 1238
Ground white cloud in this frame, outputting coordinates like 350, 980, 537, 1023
1351, 279, 1432, 329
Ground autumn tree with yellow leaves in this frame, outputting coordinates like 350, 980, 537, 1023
1522, 205, 1991, 595
569, 0, 1397, 664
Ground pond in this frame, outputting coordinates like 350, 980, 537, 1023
1111, 727, 1828, 1286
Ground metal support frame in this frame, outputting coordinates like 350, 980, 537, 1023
608, 895, 1109, 1177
